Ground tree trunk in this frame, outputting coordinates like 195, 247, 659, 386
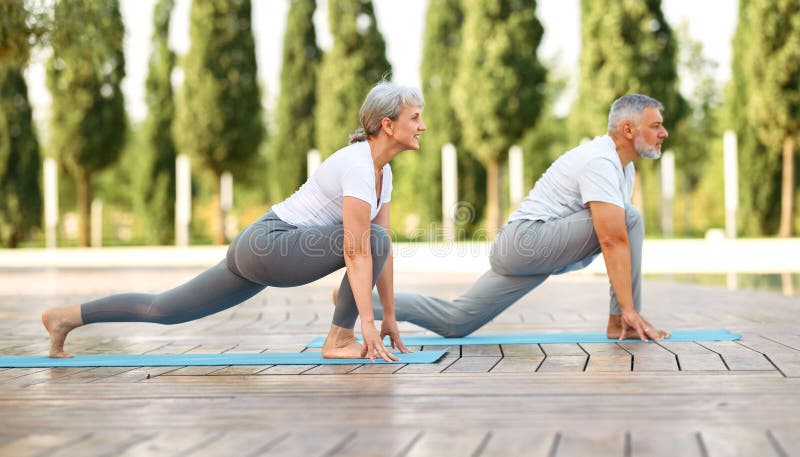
485, 159, 501, 238
778, 136, 795, 237
214, 173, 225, 245
77, 170, 91, 247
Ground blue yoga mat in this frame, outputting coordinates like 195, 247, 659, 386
0, 350, 447, 368
306, 329, 741, 348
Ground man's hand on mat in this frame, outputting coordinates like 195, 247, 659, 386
360, 321, 399, 363
620, 310, 668, 342
380, 318, 410, 354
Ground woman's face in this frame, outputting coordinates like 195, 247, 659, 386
388, 104, 426, 150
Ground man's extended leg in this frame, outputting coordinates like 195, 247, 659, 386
372, 270, 549, 337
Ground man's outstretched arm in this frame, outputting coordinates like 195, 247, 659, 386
589, 201, 663, 341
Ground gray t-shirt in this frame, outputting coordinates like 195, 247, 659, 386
508, 134, 634, 223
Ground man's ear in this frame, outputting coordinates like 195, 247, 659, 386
621, 120, 635, 139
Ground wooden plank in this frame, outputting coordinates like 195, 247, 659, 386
768, 354, 800, 377
327, 429, 421, 457
480, 430, 556, 456
491, 356, 544, 373
620, 342, 679, 372
444, 355, 501, 373
551, 430, 625, 456
628, 430, 703, 457
303, 364, 358, 375
259, 365, 316, 375
182, 431, 288, 457
118, 431, 224, 457
47, 432, 152, 457
676, 354, 729, 372
698, 428, 780, 457
540, 343, 585, 356
261, 431, 355, 456
536, 355, 587, 372
769, 427, 799, 456
208, 365, 272, 375
405, 430, 489, 457
582, 343, 631, 372
0, 433, 90, 457
461, 344, 502, 357
501, 344, 545, 357
699, 342, 776, 371
91, 366, 181, 383
349, 363, 403, 374
50, 366, 139, 383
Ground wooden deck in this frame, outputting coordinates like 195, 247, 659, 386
0, 267, 799, 456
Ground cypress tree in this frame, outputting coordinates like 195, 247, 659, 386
569, 0, 687, 233
315, 0, 391, 157
451, 0, 547, 234
142, 0, 176, 245
0, 65, 42, 247
268, 0, 320, 202
396, 0, 485, 237
743, 0, 800, 237
174, 0, 263, 244
47, 0, 127, 247
727, 0, 780, 235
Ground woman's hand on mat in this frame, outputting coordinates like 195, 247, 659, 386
360, 321, 399, 363
380, 318, 410, 354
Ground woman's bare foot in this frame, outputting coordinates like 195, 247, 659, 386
41, 305, 83, 358
321, 324, 364, 359
606, 315, 669, 340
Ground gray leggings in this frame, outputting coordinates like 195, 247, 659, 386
81, 210, 391, 329
372, 205, 644, 337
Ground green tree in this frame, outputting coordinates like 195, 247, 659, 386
569, 0, 687, 234
451, 0, 547, 233
268, 0, 320, 202
0, 65, 42, 247
142, 0, 176, 244
394, 0, 485, 238
315, 0, 391, 157
743, 0, 800, 237
0, 0, 48, 65
47, 0, 127, 247
727, 0, 780, 236
175, 0, 264, 244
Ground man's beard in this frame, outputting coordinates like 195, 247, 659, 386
634, 134, 661, 159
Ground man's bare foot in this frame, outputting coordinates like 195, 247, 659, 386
41, 305, 82, 358
321, 325, 363, 359
606, 315, 669, 340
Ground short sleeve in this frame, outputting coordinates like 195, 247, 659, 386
341, 165, 374, 205
578, 157, 625, 208
381, 165, 393, 204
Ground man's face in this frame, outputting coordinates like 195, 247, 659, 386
633, 106, 669, 159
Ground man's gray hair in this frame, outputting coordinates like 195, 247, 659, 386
607, 94, 664, 133
349, 81, 425, 144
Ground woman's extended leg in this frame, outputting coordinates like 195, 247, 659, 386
42, 261, 265, 358
227, 216, 392, 358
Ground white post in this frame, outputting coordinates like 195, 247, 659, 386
220, 171, 235, 241
723, 130, 738, 239
175, 154, 191, 247
90, 199, 102, 247
509, 145, 524, 209
660, 150, 675, 237
307, 149, 321, 178
43, 158, 58, 249
441, 143, 457, 242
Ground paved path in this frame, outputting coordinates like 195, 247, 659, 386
0, 267, 799, 456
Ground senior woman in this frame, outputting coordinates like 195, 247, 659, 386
42, 81, 426, 362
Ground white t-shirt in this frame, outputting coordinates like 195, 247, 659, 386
272, 141, 392, 227
508, 134, 634, 223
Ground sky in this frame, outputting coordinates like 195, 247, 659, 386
25, 0, 738, 127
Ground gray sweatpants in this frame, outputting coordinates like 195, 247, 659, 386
81, 210, 391, 329
372, 205, 643, 337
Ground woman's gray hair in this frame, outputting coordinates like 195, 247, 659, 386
349, 81, 425, 144
607, 94, 664, 133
